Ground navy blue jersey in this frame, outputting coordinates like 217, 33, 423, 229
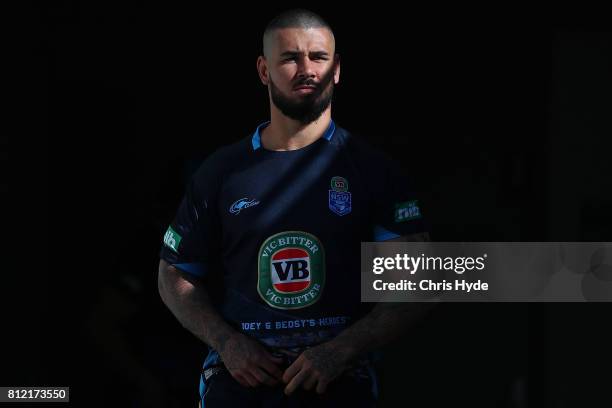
160, 120, 426, 361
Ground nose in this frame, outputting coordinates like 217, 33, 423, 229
296, 56, 316, 80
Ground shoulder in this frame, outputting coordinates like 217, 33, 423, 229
198, 136, 252, 172
187, 134, 253, 197
332, 124, 402, 174
191, 135, 252, 182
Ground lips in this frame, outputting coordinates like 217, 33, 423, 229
294, 86, 317, 95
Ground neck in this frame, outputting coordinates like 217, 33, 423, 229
260, 106, 332, 151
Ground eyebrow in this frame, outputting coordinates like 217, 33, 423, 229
280, 50, 330, 58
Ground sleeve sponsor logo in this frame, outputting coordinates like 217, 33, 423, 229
163, 226, 182, 253
395, 200, 422, 222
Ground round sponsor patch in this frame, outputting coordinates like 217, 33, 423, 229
258, 231, 325, 310
330, 176, 348, 192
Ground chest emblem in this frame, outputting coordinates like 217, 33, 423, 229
329, 176, 351, 216
258, 231, 325, 310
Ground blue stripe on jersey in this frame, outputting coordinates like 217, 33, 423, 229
323, 120, 336, 140
199, 373, 205, 407
199, 348, 221, 406
251, 119, 336, 150
251, 121, 268, 150
173, 262, 207, 277
373, 224, 401, 241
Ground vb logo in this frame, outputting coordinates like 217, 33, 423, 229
258, 231, 325, 310
271, 248, 311, 293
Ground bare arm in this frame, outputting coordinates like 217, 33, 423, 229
157, 259, 235, 352
333, 231, 433, 353
157, 259, 284, 387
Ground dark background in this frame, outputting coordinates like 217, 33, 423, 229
8, 2, 612, 407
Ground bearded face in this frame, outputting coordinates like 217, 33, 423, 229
269, 65, 335, 125
258, 27, 340, 125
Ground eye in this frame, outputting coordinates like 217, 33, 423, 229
311, 54, 329, 61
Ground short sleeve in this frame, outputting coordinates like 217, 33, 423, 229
371, 158, 428, 241
159, 173, 219, 278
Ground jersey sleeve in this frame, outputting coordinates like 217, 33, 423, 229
159, 162, 220, 278
371, 156, 428, 241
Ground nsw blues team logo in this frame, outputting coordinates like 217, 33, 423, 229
329, 176, 351, 216
258, 231, 325, 310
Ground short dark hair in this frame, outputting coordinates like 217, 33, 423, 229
263, 9, 334, 57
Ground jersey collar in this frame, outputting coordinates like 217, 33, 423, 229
251, 120, 336, 151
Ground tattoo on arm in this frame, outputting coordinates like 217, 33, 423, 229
332, 302, 433, 359
158, 261, 236, 351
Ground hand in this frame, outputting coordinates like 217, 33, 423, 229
217, 332, 285, 388
282, 342, 352, 395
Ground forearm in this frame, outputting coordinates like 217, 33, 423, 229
158, 260, 237, 351
330, 233, 433, 356
328, 302, 433, 360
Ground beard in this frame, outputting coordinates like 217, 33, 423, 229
269, 68, 335, 125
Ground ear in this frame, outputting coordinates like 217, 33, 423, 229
257, 56, 269, 85
333, 53, 341, 85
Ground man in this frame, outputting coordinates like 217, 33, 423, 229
158, 9, 430, 407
